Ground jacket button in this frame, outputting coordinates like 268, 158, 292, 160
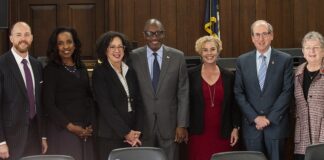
260, 110, 264, 114
309, 95, 312, 98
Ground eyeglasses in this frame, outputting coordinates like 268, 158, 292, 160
144, 31, 164, 37
303, 46, 323, 52
108, 45, 125, 51
253, 32, 271, 39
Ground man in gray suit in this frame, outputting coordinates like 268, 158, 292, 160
129, 19, 189, 160
0, 22, 47, 159
234, 20, 293, 160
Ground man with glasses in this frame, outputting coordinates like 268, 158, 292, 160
234, 20, 294, 160
129, 18, 189, 160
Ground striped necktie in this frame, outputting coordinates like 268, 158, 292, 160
258, 55, 267, 90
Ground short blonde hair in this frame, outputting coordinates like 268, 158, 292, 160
195, 36, 222, 55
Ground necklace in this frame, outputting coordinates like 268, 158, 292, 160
306, 69, 319, 80
63, 64, 77, 73
208, 84, 216, 107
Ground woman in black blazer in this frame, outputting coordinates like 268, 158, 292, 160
92, 31, 143, 160
188, 36, 241, 160
43, 27, 95, 159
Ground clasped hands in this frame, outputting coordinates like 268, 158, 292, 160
254, 116, 270, 130
124, 130, 142, 147
67, 123, 93, 140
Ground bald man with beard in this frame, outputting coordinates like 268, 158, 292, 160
0, 22, 47, 159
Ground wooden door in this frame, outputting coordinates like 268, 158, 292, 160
19, 0, 104, 59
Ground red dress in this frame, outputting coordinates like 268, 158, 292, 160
188, 75, 232, 160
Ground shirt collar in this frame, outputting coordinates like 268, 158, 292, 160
109, 61, 129, 77
146, 45, 164, 58
256, 46, 271, 59
11, 47, 30, 65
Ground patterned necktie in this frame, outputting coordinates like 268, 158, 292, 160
258, 55, 267, 90
152, 53, 160, 92
22, 59, 36, 118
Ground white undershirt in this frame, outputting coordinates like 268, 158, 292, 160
109, 61, 132, 112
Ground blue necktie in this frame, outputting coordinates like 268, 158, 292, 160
152, 53, 160, 92
22, 59, 36, 118
258, 55, 267, 90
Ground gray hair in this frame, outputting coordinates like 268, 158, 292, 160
250, 20, 273, 35
302, 31, 324, 48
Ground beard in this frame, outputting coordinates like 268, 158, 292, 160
13, 41, 31, 53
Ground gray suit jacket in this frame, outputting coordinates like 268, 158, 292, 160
0, 51, 44, 159
234, 48, 293, 139
129, 45, 189, 139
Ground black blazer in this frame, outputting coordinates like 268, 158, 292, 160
0, 51, 44, 159
42, 62, 94, 128
188, 64, 241, 138
92, 61, 143, 139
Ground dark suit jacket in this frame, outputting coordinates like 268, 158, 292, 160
188, 64, 241, 138
129, 45, 189, 140
0, 51, 44, 159
234, 48, 294, 139
92, 61, 143, 139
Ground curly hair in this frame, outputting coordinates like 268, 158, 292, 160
195, 35, 222, 56
46, 27, 83, 68
96, 31, 131, 63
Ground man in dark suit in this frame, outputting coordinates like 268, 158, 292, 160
234, 20, 293, 160
129, 19, 189, 160
0, 22, 47, 159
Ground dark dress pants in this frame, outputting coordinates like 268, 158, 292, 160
244, 131, 285, 160
23, 117, 41, 157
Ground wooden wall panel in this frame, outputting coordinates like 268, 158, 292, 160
238, 0, 256, 54
176, 0, 188, 55
120, 0, 135, 40
185, 0, 205, 56
294, 0, 309, 47
29, 5, 57, 57
0, 30, 8, 54
2, 0, 324, 58
161, 0, 177, 48
151, 0, 161, 19
230, 0, 240, 57
293, 0, 324, 48
281, 0, 294, 48
219, 0, 233, 57
68, 4, 96, 58
133, 0, 150, 47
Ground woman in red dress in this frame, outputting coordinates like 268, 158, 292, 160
188, 36, 241, 160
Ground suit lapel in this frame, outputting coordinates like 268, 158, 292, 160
106, 62, 128, 96
157, 46, 171, 93
6, 52, 28, 98
29, 58, 41, 107
262, 50, 277, 92
248, 52, 261, 92
139, 47, 155, 94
